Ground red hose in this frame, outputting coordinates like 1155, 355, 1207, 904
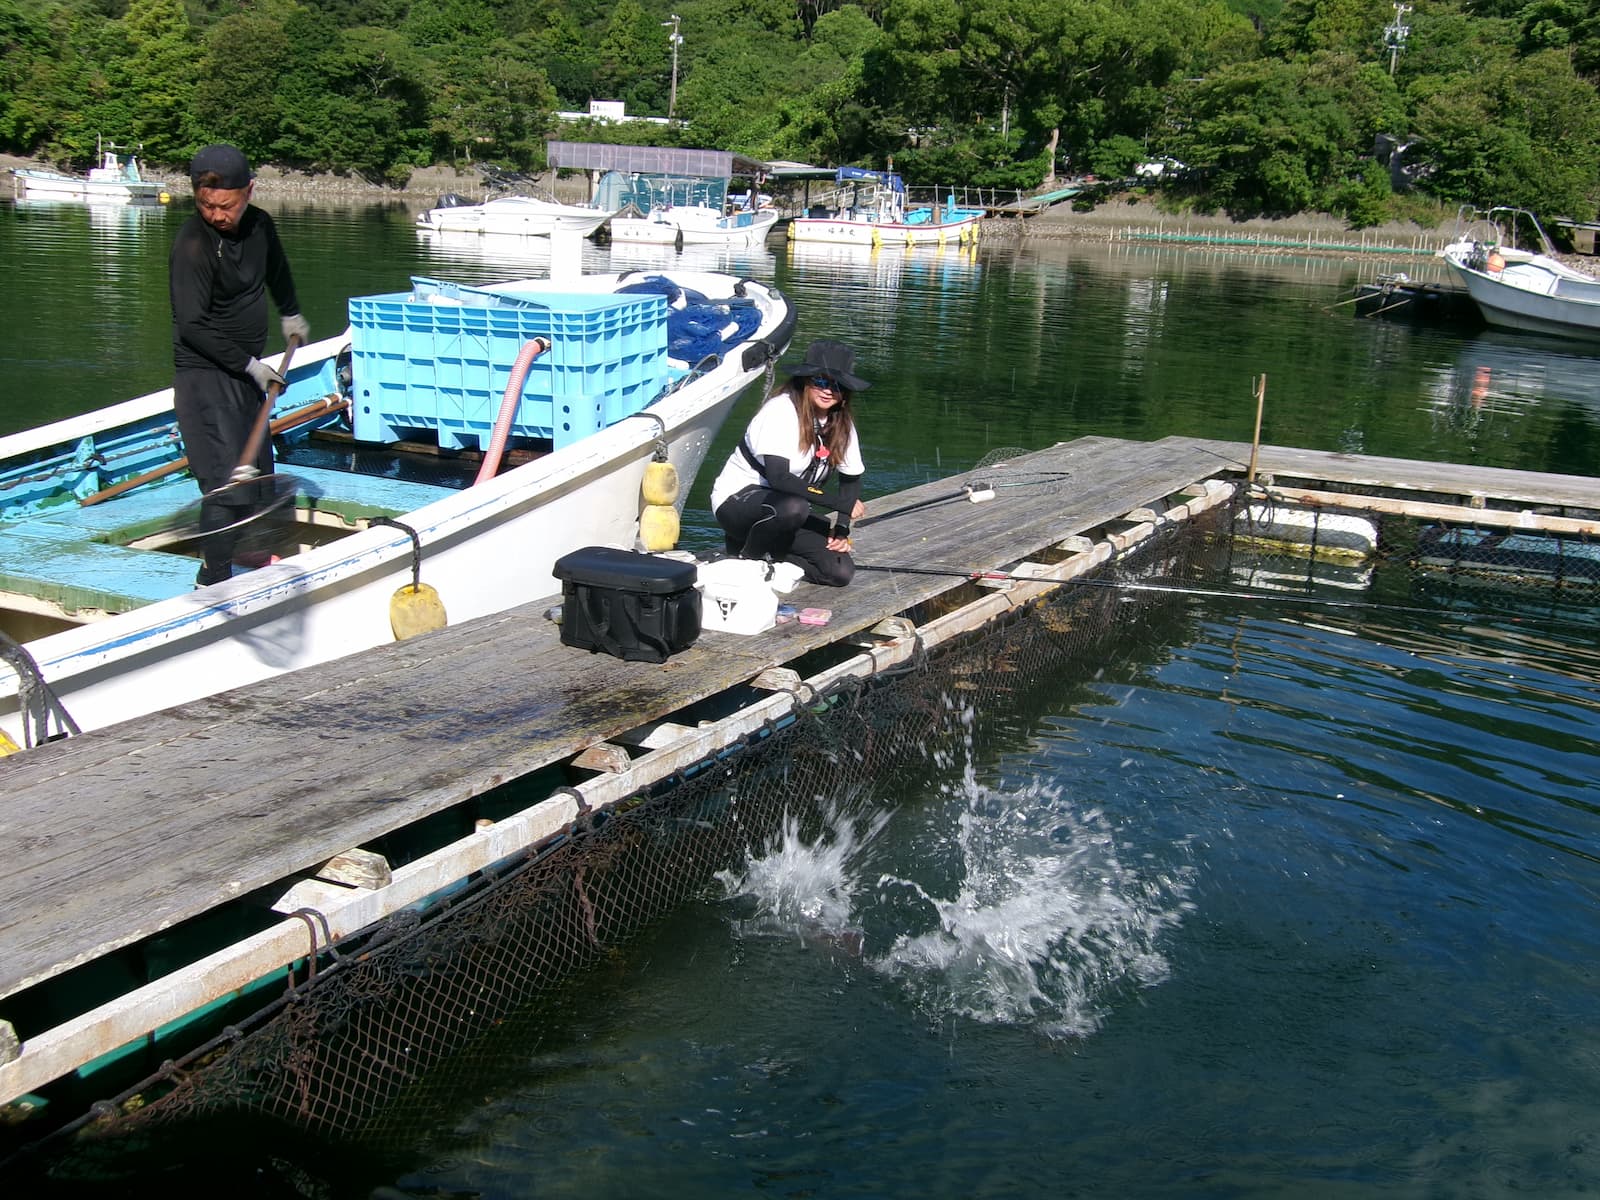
474, 337, 551, 485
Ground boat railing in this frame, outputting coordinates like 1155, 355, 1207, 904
1450, 204, 1557, 256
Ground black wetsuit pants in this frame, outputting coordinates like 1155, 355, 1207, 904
714, 486, 854, 587
173, 366, 274, 585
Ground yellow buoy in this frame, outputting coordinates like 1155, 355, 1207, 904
390, 582, 448, 640
370, 517, 447, 640
639, 503, 680, 551
641, 458, 680, 506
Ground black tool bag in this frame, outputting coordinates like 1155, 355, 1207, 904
552, 546, 701, 663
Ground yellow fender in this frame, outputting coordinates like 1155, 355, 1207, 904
871, 227, 882, 249
640, 503, 680, 551
641, 458, 680, 507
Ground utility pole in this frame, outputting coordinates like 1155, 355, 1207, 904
1383, 3, 1412, 76
662, 14, 682, 120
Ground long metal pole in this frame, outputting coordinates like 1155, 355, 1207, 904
665, 14, 681, 120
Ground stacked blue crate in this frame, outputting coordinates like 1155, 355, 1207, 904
347, 279, 670, 451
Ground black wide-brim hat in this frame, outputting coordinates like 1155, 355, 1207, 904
781, 338, 871, 391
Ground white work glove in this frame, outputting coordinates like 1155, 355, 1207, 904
244, 356, 287, 393
281, 312, 310, 343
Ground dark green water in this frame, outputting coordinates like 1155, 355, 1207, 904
5, 197, 1600, 1197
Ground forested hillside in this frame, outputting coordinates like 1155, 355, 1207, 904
2, 0, 1598, 222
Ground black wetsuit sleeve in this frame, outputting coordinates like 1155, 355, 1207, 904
833, 473, 863, 538
759, 454, 856, 518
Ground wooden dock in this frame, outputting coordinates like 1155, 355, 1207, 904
5, 434, 1600, 1107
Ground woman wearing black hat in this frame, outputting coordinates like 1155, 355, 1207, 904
708, 338, 869, 586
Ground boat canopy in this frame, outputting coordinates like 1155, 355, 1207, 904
594, 171, 733, 215
547, 142, 765, 181
836, 166, 905, 194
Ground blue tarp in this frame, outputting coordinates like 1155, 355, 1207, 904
837, 166, 905, 193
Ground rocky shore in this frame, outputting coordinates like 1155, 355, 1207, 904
8, 151, 1595, 270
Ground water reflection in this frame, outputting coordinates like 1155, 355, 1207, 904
785, 236, 980, 289
606, 238, 777, 276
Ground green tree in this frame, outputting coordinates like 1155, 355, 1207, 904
1180, 55, 1360, 213
426, 37, 555, 167
595, 0, 666, 113
116, 0, 201, 157
193, 3, 292, 162
1413, 48, 1600, 216
0, 0, 52, 147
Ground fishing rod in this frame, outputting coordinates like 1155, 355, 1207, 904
860, 447, 1072, 527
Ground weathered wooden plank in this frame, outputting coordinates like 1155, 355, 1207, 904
1217, 440, 1600, 511
0, 435, 1258, 1002
9, 435, 1587, 1009
0, 476, 1245, 1107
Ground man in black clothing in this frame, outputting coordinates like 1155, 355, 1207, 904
170, 144, 308, 585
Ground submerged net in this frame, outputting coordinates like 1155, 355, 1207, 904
25, 481, 1599, 1156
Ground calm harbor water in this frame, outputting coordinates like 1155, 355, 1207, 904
4, 197, 1600, 1196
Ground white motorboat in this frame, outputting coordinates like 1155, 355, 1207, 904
610, 204, 780, 247
12, 138, 170, 205
0, 265, 794, 748
1439, 207, 1600, 340
415, 194, 615, 238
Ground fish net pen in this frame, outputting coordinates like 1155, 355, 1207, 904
20, 479, 1598, 1162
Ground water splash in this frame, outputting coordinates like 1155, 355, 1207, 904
716, 804, 890, 951
720, 751, 1195, 1039
873, 762, 1196, 1038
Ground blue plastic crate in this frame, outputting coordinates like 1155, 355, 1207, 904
347, 281, 670, 451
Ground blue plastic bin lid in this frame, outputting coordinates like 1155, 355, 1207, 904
408, 276, 551, 309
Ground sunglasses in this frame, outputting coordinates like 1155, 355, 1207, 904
808, 376, 842, 392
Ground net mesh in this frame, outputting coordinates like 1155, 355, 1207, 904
28, 483, 1600, 1154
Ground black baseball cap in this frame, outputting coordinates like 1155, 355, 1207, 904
189, 144, 253, 190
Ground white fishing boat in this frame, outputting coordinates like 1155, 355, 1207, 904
415, 193, 615, 238
1439, 207, 1600, 340
0, 264, 794, 748
12, 138, 170, 205
788, 167, 983, 248
610, 204, 779, 247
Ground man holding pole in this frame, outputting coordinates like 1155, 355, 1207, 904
169, 143, 307, 585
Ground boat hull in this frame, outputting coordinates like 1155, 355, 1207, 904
787, 213, 981, 247
1441, 244, 1600, 340
14, 170, 167, 205
610, 207, 779, 246
415, 196, 613, 238
0, 271, 794, 743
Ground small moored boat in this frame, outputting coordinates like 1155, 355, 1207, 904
610, 203, 779, 247
788, 167, 983, 248
0, 264, 794, 748
415, 193, 616, 238
1439, 207, 1600, 341
12, 138, 170, 205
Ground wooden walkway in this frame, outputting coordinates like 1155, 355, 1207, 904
5, 435, 1600, 1009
